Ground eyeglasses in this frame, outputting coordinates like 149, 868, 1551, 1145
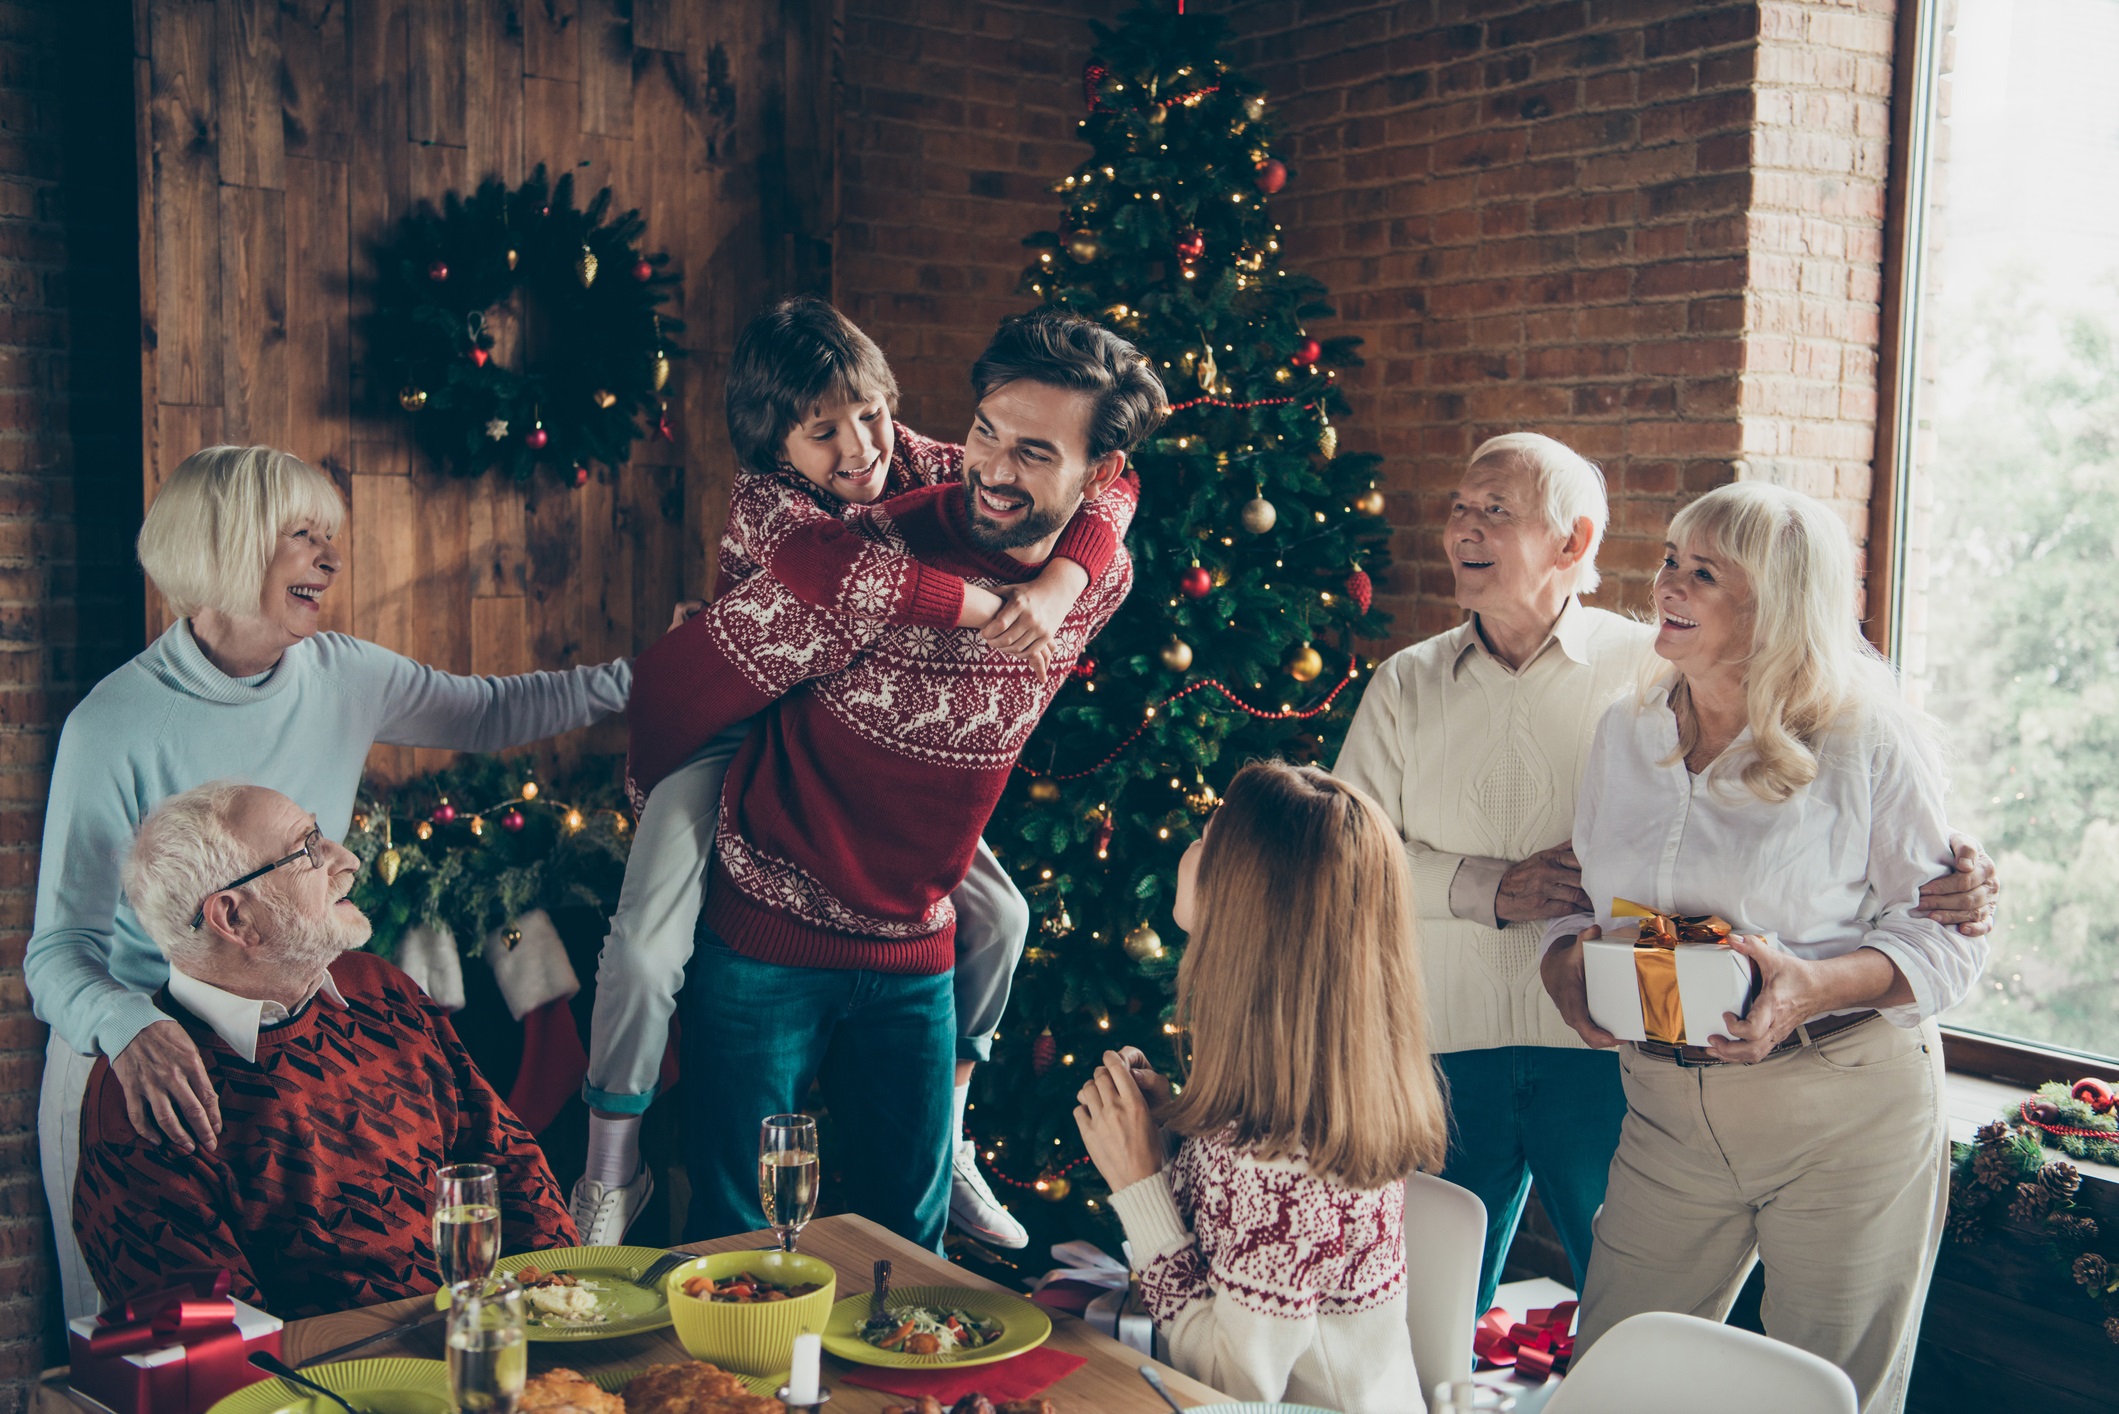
190, 826, 327, 929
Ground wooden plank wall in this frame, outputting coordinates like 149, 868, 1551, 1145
132, 0, 838, 781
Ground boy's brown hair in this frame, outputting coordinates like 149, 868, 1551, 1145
725, 297, 899, 477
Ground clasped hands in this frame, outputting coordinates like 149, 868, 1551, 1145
1074, 1046, 1171, 1193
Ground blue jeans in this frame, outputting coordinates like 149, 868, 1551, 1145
1438, 1046, 1627, 1316
680, 928, 956, 1251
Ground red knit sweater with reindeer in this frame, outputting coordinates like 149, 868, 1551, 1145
627, 434, 1133, 974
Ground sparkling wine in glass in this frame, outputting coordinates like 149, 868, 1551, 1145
435, 1163, 501, 1287
759, 1114, 820, 1252
447, 1275, 526, 1414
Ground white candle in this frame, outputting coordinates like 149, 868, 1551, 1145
789, 1332, 821, 1404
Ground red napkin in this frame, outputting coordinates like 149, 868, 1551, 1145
839, 1346, 1087, 1402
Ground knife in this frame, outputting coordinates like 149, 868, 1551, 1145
295, 1307, 447, 1369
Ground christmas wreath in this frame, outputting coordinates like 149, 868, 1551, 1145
1950, 1079, 2119, 1343
367, 166, 683, 485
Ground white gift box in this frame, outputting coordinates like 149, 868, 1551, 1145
1582, 924, 1763, 1046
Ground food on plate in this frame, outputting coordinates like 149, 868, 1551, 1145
859, 1304, 1003, 1355
518, 1368, 624, 1414
621, 1361, 785, 1414
513, 1267, 611, 1326
678, 1271, 824, 1303
879, 1398, 1056, 1414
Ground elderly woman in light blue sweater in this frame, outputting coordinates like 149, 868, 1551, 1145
30, 445, 633, 1318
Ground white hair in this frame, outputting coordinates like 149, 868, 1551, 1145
122, 781, 258, 968
137, 446, 345, 619
1467, 432, 1609, 594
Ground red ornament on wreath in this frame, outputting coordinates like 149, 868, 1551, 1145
631, 258, 654, 282
1254, 158, 1287, 194
1291, 337, 1323, 367
2073, 1077, 2116, 1113
1032, 1028, 1058, 1076
432, 801, 458, 825
524, 424, 548, 451
500, 809, 526, 833
572, 465, 591, 488
1180, 565, 1214, 599
1175, 228, 1206, 263
1346, 567, 1373, 613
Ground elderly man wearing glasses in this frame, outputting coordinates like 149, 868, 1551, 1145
1333, 434, 1997, 1320
71, 781, 579, 1318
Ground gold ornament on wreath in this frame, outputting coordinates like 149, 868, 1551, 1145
370, 164, 683, 487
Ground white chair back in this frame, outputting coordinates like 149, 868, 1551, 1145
1401, 1172, 1487, 1412
1543, 1310, 1858, 1414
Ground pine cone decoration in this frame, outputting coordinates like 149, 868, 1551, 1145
2041, 1160, 2083, 1201
2070, 1214, 2103, 1243
2011, 1182, 2053, 1223
2074, 1252, 2110, 1290
1944, 1205, 1987, 1246
1974, 1119, 2012, 1146
1973, 1145, 2015, 1191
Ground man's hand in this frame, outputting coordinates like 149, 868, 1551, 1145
111, 1020, 221, 1154
1496, 843, 1589, 926
1914, 832, 1999, 937
1540, 928, 1620, 1049
666, 600, 705, 633
1705, 935, 1820, 1063
1075, 1050, 1166, 1192
982, 577, 1077, 659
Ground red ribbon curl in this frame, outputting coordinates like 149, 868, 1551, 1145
84, 1268, 258, 1413
1474, 1300, 1577, 1378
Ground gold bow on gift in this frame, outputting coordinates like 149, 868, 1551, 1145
1614, 899, 1734, 1046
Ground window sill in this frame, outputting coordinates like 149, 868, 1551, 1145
1944, 1066, 2119, 1192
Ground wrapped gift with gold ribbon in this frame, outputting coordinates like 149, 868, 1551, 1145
1581, 899, 1762, 1046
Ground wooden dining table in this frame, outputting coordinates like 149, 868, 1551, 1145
37, 1214, 1236, 1414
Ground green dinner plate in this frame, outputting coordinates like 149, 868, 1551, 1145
205, 1359, 452, 1414
587, 1363, 783, 1400
442, 1246, 673, 1341
820, 1286, 1051, 1370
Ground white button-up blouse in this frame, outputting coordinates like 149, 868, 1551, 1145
1541, 690, 1988, 1028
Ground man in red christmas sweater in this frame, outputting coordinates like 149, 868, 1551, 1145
74, 781, 577, 1317
627, 310, 1165, 1248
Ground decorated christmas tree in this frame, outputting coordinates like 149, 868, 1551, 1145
970, 6, 1392, 1241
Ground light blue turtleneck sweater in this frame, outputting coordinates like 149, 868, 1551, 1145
27, 621, 631, 1060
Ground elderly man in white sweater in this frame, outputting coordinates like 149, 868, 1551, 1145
1334, 434, 1996, 1318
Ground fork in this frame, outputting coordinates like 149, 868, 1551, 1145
629, 1249, 695, 1293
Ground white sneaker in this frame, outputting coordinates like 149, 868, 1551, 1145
949, 1138, 1029, 1249
569, 1168, 653, 1247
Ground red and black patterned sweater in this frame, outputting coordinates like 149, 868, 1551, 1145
74, 952, 579, 1319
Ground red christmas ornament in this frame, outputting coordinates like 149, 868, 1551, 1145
2073, 1077, 2117, 1113
1032, 1028, 1058, 1076
1345, 568, 1373, 613
1083, 62, 1107, 112
432, 802, 458, 825
1254, 158, 1287, 194
1071, 657, 1097, 680
427, 260, 449, 282
468, 346, 489, 368
631, 257, 654, 282
525, 426, 549, 451
1291, 337, 1323, 367
2028, 1099, 2063, 1125
572, 465, 591, 487
1180, 565, 1214, 599
500, 809, 526, 833
1175, 228, 1206, 263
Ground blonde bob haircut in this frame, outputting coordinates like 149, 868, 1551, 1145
1657, 480, 1922, 803
137, 446, 345, 619
1467, 431, 1609, 594
1160, 760, 1449, 1189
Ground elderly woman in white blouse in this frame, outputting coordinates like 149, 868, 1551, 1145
1541, 481, 1987, 1414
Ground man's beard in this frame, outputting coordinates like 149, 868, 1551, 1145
963, 467, 1070, 551
260, 890, 371, 973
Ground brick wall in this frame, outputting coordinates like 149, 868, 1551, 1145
2, 0, 144, 1395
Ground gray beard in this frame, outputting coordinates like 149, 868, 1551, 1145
261, 892, 371, 973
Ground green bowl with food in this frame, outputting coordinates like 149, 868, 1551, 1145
664, 1251, 837, 1377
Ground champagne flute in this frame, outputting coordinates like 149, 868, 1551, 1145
758, 1114, 820, 1253
435, 1163, 501, 1287
446, 1275, 526, 1414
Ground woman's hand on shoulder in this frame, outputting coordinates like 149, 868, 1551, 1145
1913, 832, 1998, 936
1540, 927, 1620, 1050
1075, 1050, 1165, 1192
111, 1020, 221, 1154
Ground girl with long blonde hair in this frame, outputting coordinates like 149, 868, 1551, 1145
1540, 481, 1989, 1413
1074, 759, 1447, 1414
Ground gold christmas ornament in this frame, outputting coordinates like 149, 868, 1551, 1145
1240, 496, 1277, 534
378, 848, 402, 886
650, 350, 671, 393
1160, 635, 1194, 672
1029, 777, 1063, 804
591, 389, 618, 410
1318, 422, 1339, 459
1355, 487, 1387, 517
1185, 780, 1220, 814
398, 387, 428, 411
1123, 922, 1165, 961
505, 248, 519, 271
1066, 230, 1101, 263
575, 244, 599, 287
1197, 343, 1218, 391
1288, 643, 1325, 682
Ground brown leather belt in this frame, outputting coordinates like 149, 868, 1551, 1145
1630, 1009, 1881, 1067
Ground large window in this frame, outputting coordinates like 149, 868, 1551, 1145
1893, 0, 2119, 1058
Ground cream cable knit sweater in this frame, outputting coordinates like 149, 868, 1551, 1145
1333, 600, 1656, 1054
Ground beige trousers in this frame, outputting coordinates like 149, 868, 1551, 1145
1577, 1016, 1948, 1414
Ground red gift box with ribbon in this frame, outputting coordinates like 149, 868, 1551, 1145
1473, 1300, 1577, 1378
67, 1269, 282, 1414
